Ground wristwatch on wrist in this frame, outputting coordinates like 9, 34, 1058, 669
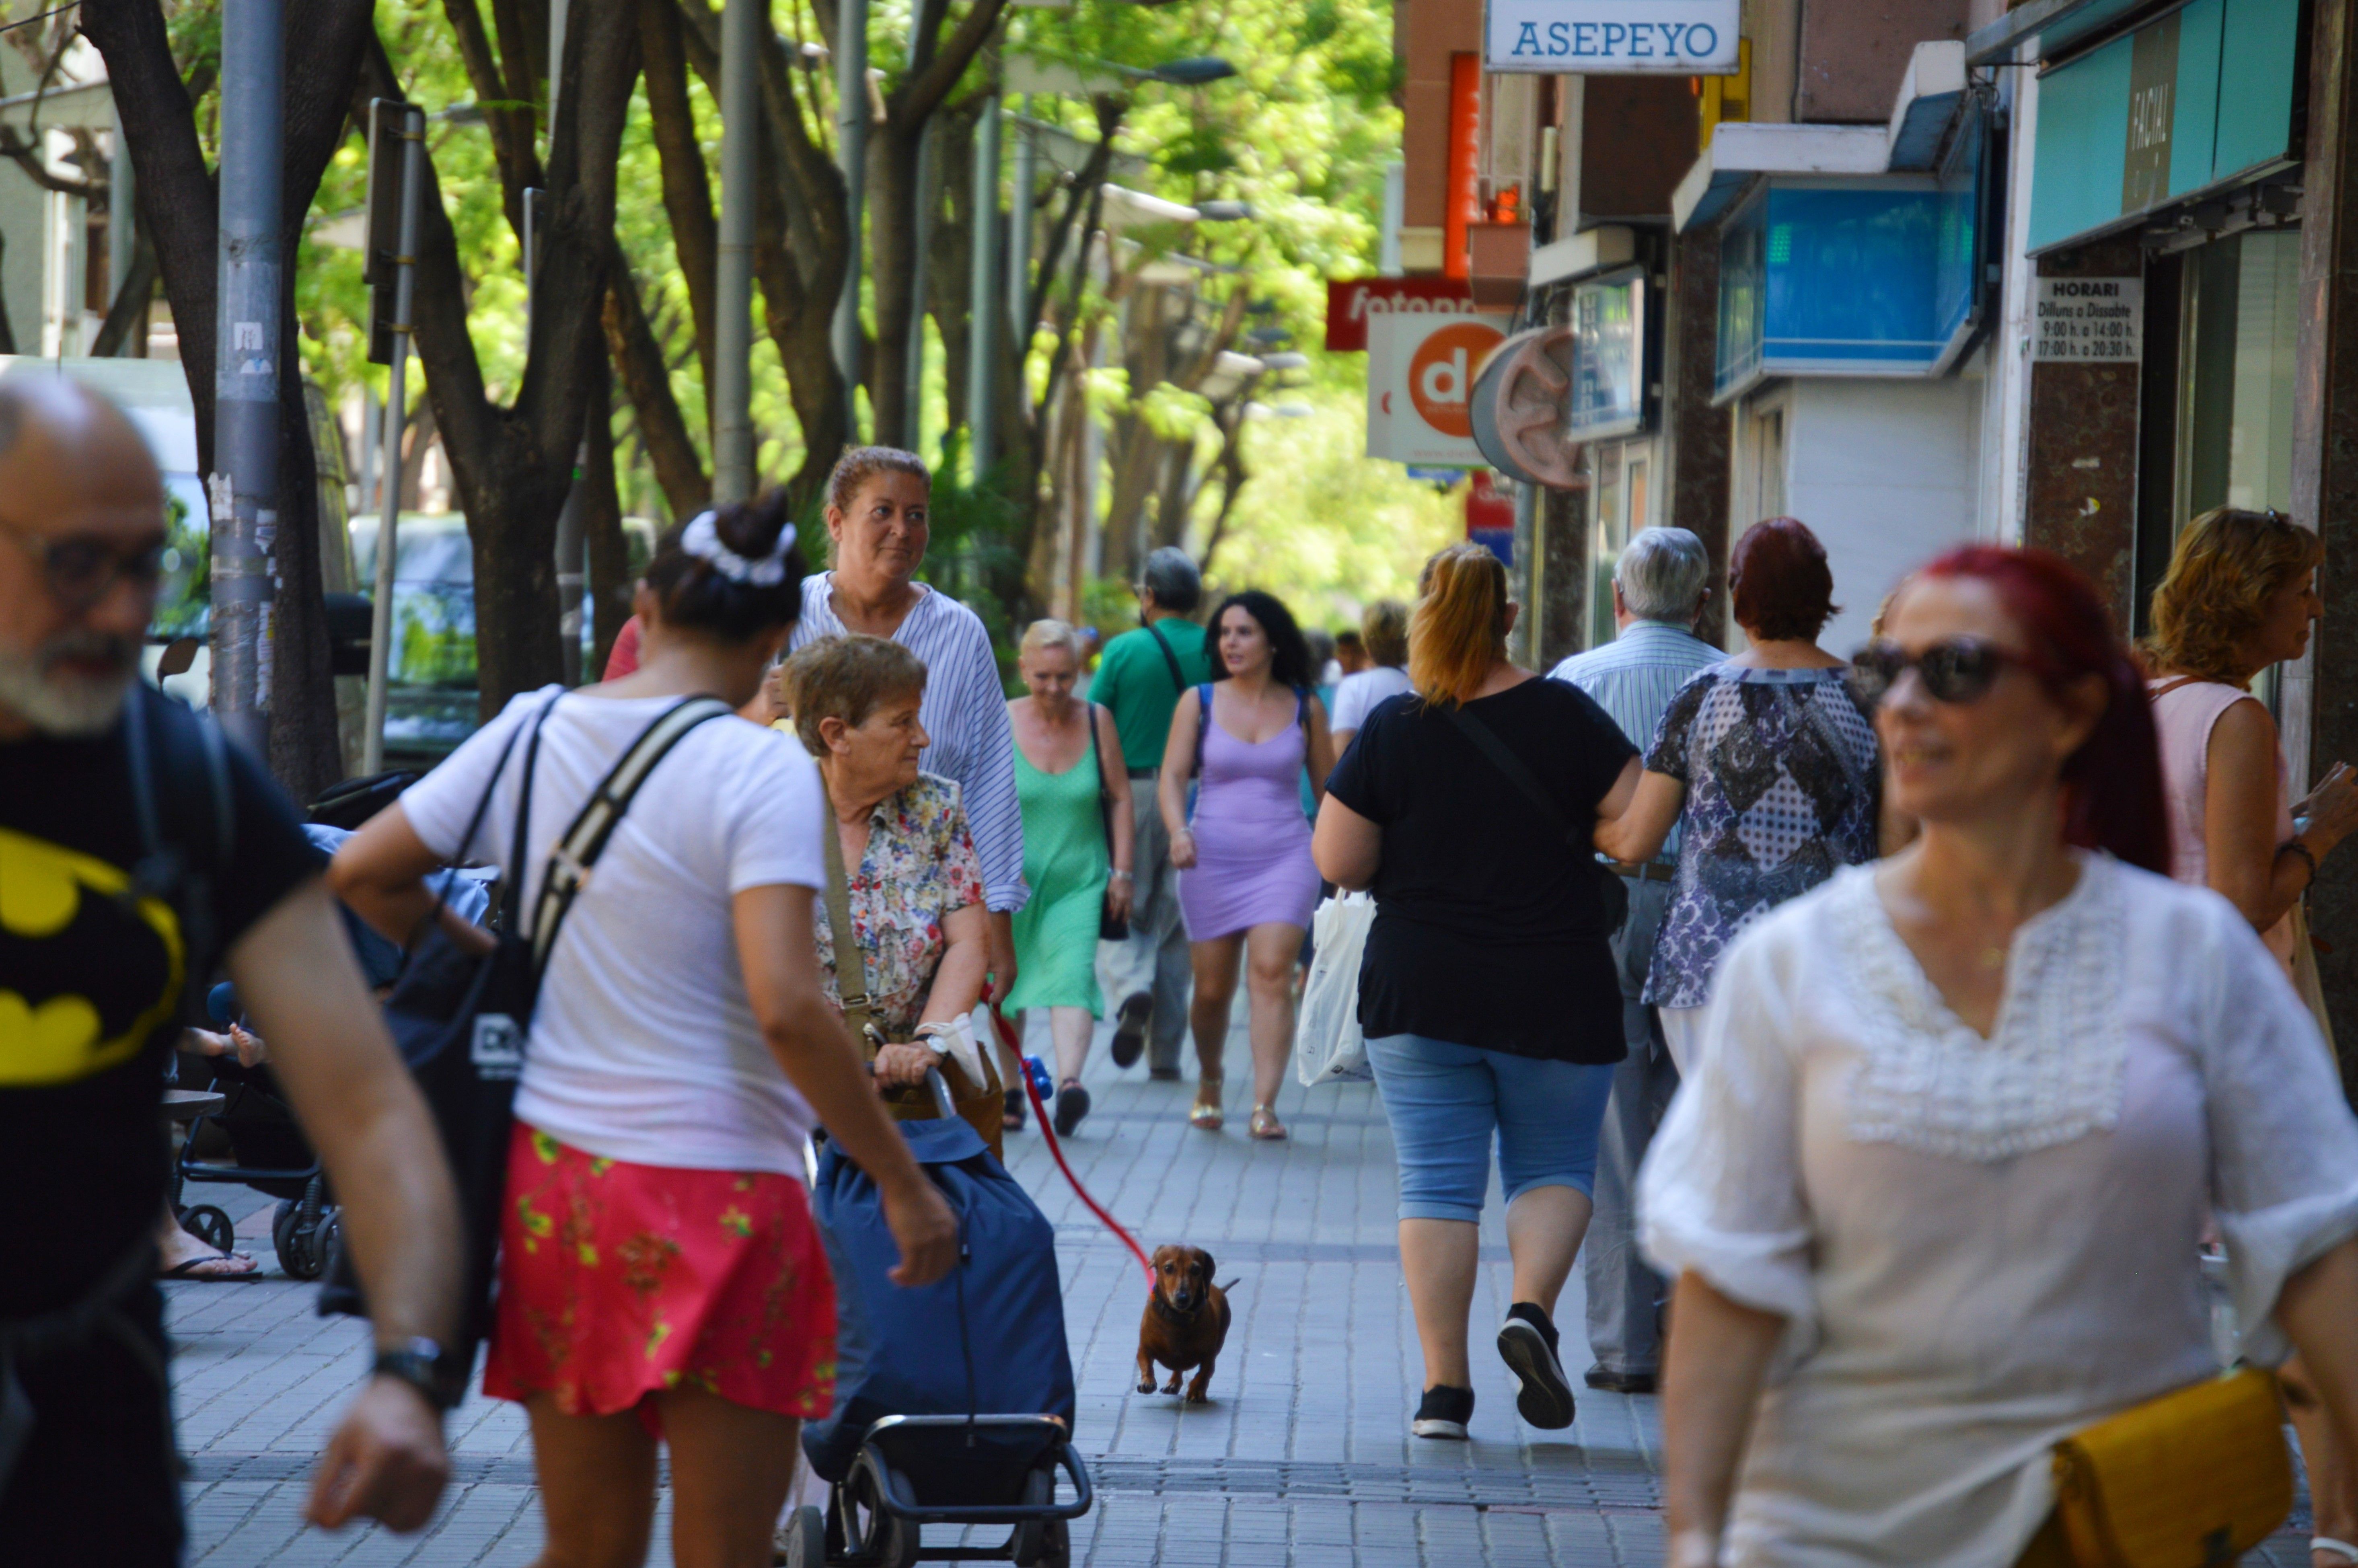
370, 1338, 465, 1412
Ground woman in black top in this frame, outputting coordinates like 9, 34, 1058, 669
1316, 544, 1640, 1443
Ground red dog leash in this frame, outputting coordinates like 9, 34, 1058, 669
988, 1003, 1155, 1283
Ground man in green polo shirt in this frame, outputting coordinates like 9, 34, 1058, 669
1089, 547, 1213, 1078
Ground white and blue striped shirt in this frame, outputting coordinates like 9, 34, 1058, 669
791, 575, 1028, 914
1550, 620, 1723, 863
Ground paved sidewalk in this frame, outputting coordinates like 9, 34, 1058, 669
168, 1008, 2318, 1565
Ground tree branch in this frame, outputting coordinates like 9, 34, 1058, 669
639, 0, 717, 403
901, 0, 1007, 127
603, 255, 711, 521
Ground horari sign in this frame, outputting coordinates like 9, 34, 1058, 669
2032, 278, 2143, 363
1484, 0, 1741, 73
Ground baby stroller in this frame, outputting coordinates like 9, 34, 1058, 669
172, 982, 341, 1278
786, 1071, 1092, 1568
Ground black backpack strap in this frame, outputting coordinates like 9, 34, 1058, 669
1145, 621, 1189, 695
121, 692, 227, 1019
528, 697, 732, 976
1443, 705, 1584, 852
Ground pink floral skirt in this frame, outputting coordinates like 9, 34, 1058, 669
484, 1122, 837, 1429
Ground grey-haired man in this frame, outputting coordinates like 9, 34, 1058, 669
1549, 526, 1718, 1394
1090, 548, 1214, 1076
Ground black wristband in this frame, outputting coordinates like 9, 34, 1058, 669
370, 1338, 465, 1412
2281, 837, 2320, 886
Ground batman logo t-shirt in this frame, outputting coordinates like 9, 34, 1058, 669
0, 684, 318, 1317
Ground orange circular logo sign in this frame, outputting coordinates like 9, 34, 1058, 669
1406, 321, 1504, 438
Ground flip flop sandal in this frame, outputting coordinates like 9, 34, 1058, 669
1249, 1106, 1288, 1141
2313, 1539, 2358, 1566
160, 1252, 262, 1282
1190, 1077, 1225, 1131
1003, 1087, 1027, 1131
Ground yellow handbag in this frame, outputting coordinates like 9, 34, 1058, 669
2049, 1367, 2292, 1567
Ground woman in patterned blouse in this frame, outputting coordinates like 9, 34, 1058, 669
782, 635, 990, 1090
1594, 518, 1883, 1072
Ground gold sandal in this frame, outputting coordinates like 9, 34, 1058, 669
1190, 1078, 1224, 1130
1249, 1106, 1288, 1141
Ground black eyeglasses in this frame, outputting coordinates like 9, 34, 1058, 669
0, 513, 168, 610
1849, 637, 2021, 707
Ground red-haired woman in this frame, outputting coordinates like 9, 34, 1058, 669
1639, 547, 2358, 1568
1593, 517, 1882, 1072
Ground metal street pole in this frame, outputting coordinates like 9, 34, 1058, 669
210, 0, 284, 758
966, 95, 998, 475
713, 0, 757, 503
905, 118, 935, 455
831, 0, 868, 397
1006, 114, 1032, 351
362, 107, 425, 777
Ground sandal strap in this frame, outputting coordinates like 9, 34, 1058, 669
2314, 1539, 2358, 1564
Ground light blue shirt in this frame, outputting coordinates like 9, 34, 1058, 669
1550, 620, 1723, 863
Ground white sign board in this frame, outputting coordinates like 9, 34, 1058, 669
2032, 277, 2143, 362
1485, 0, 1741, 73
1366, 313, 1514, 468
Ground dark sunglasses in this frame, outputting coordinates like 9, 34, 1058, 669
1849, 637, 2021, 707
0, 514, 168, 610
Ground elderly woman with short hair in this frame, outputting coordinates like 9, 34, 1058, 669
1593, 517, 1882, 1072
781, 634, 997, 1149
1329, 599, 1412, 757
1005, 619, 1134, 1136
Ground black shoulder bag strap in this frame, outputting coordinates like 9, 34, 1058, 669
1443, 705, 1581, 850
1445, 703, 1629, 930
527, 696, 734, 976
1145, 620, 1189, 694
122, 692, 235, 1021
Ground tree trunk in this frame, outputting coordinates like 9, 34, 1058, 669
867, 117, 924, 448
639, 0, 717, 415
581, 353, 632, 676
358, 4, 641, 717
604, 256, 710, 521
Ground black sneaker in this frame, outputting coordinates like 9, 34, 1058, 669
1053, 1081, 1091, 1137
1497, 1304, 1575, 1430
1411, 1384, 1474, 1440
1584, 1365, 1657, 1395
1109, 993, 1152, 1069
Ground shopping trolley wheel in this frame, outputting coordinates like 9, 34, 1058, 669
775, 1504, 825, 1568
1012, 1465, 1057, 1564
179, 1204, 234, 1255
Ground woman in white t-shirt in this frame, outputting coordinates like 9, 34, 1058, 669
331, 493, 957, 1568
1328, 598, 1411, 760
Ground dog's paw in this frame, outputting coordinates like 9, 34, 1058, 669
1135, 1379, 1155, 1394
1184, 1389, 1211, 1405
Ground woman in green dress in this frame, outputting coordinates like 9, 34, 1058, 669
1007, 619, 1135, 1135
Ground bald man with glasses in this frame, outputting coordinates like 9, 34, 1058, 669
0, 374, 462, 1562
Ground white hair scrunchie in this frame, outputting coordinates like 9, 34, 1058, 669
681, 509, 796, 587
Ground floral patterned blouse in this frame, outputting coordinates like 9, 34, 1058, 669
1642, 665, 1881, 1009
812, 772, 987, 1040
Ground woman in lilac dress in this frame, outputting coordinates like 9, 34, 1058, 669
1159, 590, 1334, 1138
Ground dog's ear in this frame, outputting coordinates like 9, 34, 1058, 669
1194, 1247, 1216, 1281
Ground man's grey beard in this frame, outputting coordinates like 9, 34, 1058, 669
0, 631, 140, 737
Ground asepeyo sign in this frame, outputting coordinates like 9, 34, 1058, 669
1485, 0, 1741, 73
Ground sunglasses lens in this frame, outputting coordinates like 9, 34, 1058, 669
1920, 641, 2002, 703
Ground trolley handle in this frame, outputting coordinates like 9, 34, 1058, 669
923, 1065, 957, 1121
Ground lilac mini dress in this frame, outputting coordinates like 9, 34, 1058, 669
1178, 690, 1322, 940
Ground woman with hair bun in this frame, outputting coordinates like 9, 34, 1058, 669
1316, 544, 1641, 1443
1643, 546, 2358, 1568
1159, 588, 1333, 1138
1594, 516, 1882, 1072
332, 491, 958, 1567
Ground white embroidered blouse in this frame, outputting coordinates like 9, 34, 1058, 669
1637, 853, 2358, 1568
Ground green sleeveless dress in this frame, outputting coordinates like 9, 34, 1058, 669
1006, 726, 1109, 1017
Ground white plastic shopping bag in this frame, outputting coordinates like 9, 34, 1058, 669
1294, 891, 1375, 1086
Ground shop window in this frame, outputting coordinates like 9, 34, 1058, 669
1589, 444, 1626, 647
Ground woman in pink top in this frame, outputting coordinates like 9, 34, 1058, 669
2146, 506, 2358, 1568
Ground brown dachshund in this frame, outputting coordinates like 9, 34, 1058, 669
1136, 1245, 1233, 1403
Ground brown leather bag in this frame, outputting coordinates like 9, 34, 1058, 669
820, 791, 1005, 1161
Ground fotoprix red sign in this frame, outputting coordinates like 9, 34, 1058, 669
1325, 277, 1478, 353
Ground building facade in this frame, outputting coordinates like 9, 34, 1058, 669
1377, 0, 2358, 1058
